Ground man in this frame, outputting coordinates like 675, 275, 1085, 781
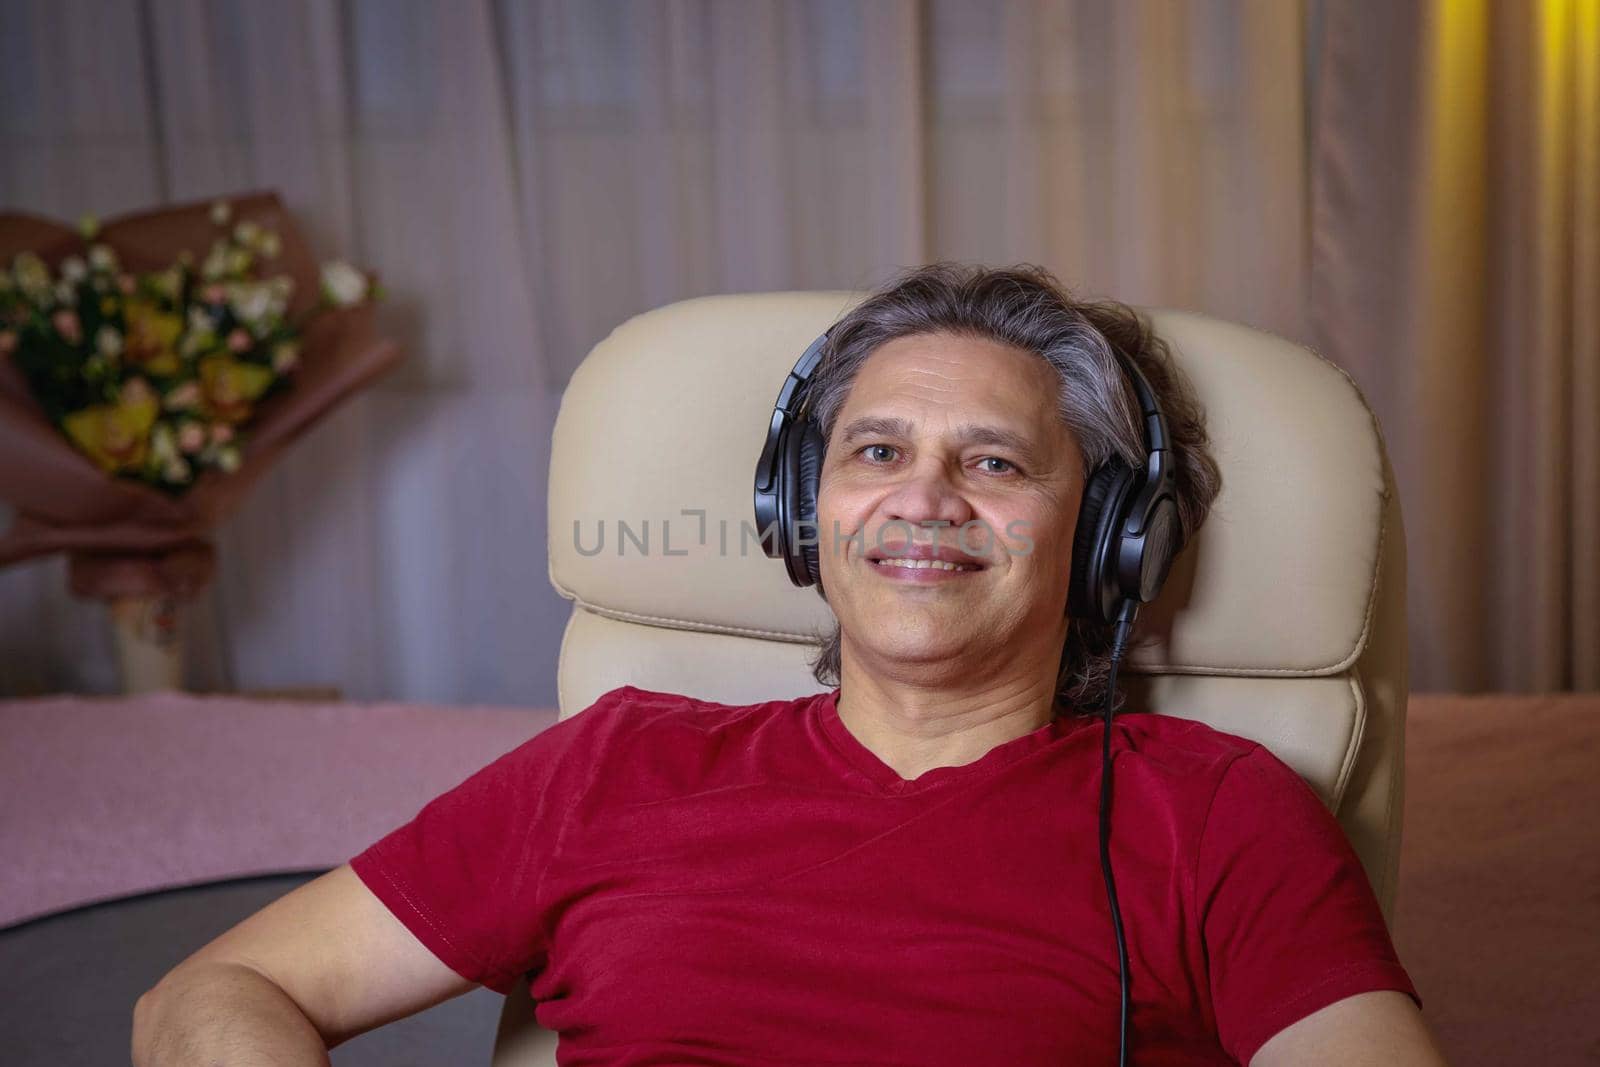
133, 265, 1450, 1065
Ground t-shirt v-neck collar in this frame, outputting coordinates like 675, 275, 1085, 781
813, 687, 1082, 795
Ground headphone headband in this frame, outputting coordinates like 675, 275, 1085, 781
1113, 348, 1170, 453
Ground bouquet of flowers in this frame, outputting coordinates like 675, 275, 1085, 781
0, 199, 380, 494
0, 191, 402, 693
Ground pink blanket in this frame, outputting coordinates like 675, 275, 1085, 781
0, 690, 555, 927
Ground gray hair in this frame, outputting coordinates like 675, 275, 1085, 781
803, 262, 1223, 716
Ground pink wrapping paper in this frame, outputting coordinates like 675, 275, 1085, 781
0, 191, 402, 600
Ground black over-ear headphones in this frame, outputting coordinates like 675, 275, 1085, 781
752, 326, 1187, 624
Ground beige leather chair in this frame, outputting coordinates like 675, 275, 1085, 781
492, 292, 1409, 1067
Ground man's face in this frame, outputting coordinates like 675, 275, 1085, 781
815, 331, 1084, 676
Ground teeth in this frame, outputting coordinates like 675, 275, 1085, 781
871, 558, 974, 571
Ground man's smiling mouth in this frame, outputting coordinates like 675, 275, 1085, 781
862, 541, 988, 576
868, 557, 981, 572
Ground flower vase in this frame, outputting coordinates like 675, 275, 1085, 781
108, 594, 184, 693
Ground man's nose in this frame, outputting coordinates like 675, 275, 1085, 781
882, 461, 976, 533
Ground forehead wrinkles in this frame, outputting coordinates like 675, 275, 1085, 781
857, 341, 1051, 402
852, 355, 1058, 430
860, 355, 970, 397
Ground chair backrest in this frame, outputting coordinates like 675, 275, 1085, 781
491, 292, 1409, 1067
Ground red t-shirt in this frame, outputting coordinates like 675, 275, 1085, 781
351, 685, 1419, 1066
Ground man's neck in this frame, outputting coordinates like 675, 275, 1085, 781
834, 655, 1060, 782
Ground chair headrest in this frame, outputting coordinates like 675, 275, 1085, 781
548, 291, 1390, 678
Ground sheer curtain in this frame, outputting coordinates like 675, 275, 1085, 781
8, 0, 1582, 702
1311, 0, 1600, 692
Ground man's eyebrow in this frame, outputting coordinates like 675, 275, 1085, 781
837, 415, 914, 445
836, 416, 1040, 457
954, 423, 1038, 456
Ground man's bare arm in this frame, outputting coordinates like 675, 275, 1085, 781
1250, 989, 1450, 1067
132, 864, 476, 1066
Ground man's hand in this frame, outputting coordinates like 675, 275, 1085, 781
132, 864, 476, 1066
1251, 990, 1450, 1066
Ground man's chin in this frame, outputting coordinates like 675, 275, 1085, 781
841, 627, 980, 666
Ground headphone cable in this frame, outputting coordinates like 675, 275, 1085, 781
1101, 606, 1137, 1067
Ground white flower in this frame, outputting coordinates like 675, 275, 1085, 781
216, 446, 242, 473
163, 455, 193, 485
233, 220, 262, 248
95, 325, 123, 357
201, 240, 230, 281
88, 244, 118, 272
320, 260, 369, 307
225, 280, 276, 325
186, 305, 216, 341
150, 422, 178, 465
54, 281, 75, 305
60, 256, 88, 283
210, 200, 231, 226
259, 231, 281, 259
226, 248, 251, 275
13, 251, 51, 295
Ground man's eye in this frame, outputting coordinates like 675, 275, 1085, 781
861, 444, 897, 463
977, 456, 1016, 474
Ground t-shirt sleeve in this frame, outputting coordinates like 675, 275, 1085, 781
1196, 744, 1421, 1065
349, 687, 636, 995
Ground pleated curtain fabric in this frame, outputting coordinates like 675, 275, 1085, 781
1311, 0, 1600, 691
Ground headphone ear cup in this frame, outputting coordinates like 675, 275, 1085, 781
1136, 496, 1183, 603
1068, 460, 1137, 624
793, 420, 825, 587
